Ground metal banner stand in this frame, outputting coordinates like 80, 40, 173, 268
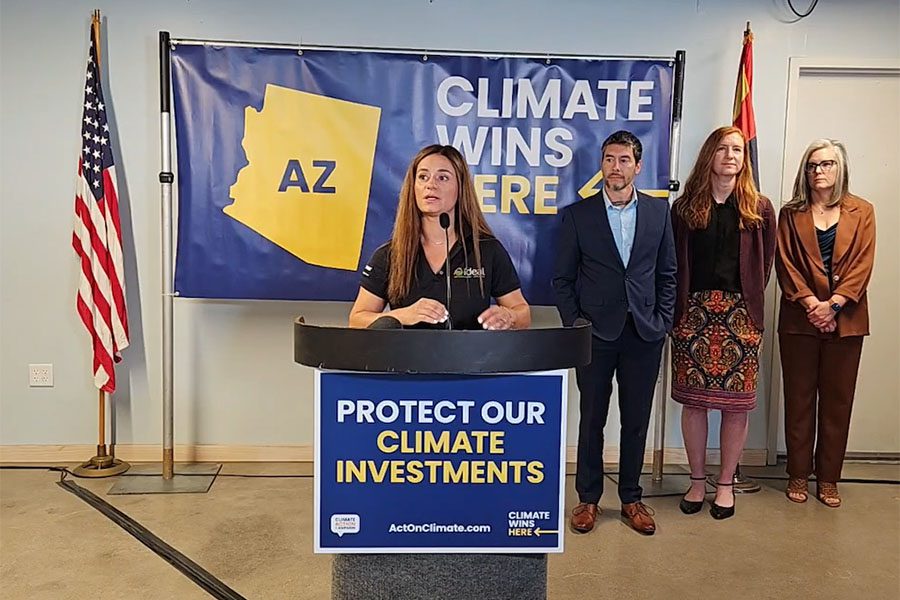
608, 50, 693, 497
638, 50, 694, 497
110, 31, 219, 495
123, 36, 693, 497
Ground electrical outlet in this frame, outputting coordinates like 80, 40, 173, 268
29, 364, 53, 387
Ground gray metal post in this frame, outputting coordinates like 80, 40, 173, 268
159, 31, 175, 480
639, 50, 690, 497
108, 32, 220, 495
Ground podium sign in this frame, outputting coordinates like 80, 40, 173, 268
315, 370, 568, 553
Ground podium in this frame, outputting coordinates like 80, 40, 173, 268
294, 318, 591, 600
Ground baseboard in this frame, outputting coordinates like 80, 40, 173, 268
569, 447, 768, 467
1, 444, 767, 466
0, 444, 314, 464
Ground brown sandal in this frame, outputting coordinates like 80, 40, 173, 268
786, 477, 808, 503
816, 482, 841, 508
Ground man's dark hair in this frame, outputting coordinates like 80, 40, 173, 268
601, 130, 643, 163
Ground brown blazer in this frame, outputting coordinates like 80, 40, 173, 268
775, 194, 876, 337
673, 196, 777, 330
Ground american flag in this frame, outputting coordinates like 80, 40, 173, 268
73, 20, 129, 393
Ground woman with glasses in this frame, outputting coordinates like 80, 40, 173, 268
775, 139, 876, 508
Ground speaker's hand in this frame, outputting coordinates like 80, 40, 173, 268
478, 306, 515, 330
394, 298, 448, 326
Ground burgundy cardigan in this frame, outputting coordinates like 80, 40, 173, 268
672, 196, 777, 330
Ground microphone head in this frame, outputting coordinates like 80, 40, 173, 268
439, 212, 451, 230
367, 315, 403, 330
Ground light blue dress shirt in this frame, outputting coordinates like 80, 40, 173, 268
603, 186, 638, 266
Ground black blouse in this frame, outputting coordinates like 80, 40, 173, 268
690, 194, 741, 293
817, 222, 838, 286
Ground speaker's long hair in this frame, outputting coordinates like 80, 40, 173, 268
674, 126, 763, 230
388, 145, 493, 304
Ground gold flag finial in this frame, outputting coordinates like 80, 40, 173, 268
91, 10, 102, 67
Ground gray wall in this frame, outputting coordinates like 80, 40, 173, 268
2, 0, 898, 451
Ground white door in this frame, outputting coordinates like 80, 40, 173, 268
769, 59, 900, 459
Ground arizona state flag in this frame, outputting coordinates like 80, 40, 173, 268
733, 25, 760, 190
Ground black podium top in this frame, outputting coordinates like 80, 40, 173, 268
293, 318, 591, 374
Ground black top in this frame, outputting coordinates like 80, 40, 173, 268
690, 194, 741, 293
360, 235, 521, 330
817, 222, 838, 286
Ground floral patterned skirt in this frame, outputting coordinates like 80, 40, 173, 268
671, 290, 762, 412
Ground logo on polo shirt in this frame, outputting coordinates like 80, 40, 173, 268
453, 266, 485, 279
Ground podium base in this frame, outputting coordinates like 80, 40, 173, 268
332, 553, 547, 600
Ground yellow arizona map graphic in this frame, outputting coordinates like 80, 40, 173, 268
226, 84, 381, 270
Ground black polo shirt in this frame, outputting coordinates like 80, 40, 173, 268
360, 235, 521, 330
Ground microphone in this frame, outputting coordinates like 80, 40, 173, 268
368, 315, 403, 330
439, 212, 453, 330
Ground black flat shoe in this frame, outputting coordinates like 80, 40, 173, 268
679, 476, 708, 515
710, 481, 735, 520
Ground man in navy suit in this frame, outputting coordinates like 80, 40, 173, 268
553, 130, 676, 535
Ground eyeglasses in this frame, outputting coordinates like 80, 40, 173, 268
805, 160, 837, 174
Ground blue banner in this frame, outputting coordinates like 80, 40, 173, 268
315, 371, 567, 553
171, 45, 674, 304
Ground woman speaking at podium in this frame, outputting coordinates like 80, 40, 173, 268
349, 144, 531, 330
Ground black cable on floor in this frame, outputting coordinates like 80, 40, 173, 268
0, 465, 313, 478
54, 472, 247, 600
738, 474, 900, 485
118, 473, 314, 479
600, 471, 900, 485
1, 465, 71, 473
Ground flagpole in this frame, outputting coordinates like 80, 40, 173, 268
98, 388, 104, 448
729, 22, 762, 494
73, 9, 130, 479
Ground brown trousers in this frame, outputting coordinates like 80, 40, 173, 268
779, 333, 864, 482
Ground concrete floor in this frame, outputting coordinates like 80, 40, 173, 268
1, 462, 898, 599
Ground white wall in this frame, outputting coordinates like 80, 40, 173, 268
2, 0, 898, 452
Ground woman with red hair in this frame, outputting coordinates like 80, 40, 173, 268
670, 127, 776, 519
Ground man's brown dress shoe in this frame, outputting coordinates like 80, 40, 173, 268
570, 502, 599, 533
620, 501, 656, 535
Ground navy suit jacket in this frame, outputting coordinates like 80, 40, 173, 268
553, 190, 677, 342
